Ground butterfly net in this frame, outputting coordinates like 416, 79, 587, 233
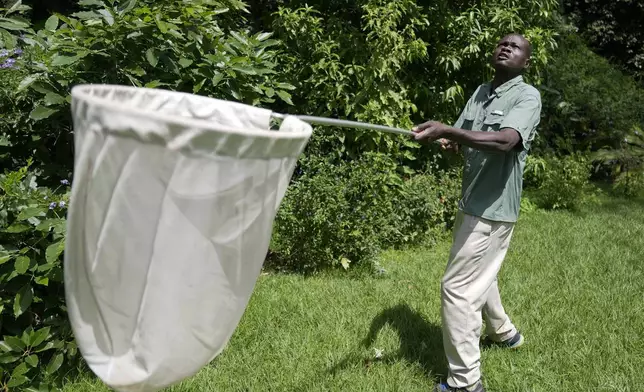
64, 85, 312, 391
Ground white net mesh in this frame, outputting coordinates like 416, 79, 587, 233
65, 85, 312, 391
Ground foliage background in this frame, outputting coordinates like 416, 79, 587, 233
0, 0, 643, 390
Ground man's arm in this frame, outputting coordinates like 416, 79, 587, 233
412, 122, 521, 153
440, 126, 520, 153
412, 92, 541, 154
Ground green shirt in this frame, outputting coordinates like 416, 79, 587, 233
453, 75, 542, 223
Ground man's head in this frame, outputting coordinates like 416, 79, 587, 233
491, 34, 532, 74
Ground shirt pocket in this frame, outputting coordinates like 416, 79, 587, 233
460, 112, 476, 130
483, 112, 505, 132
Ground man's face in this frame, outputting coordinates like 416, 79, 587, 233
491, 35, 531, 72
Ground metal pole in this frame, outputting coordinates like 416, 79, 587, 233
272, 113, 414, 137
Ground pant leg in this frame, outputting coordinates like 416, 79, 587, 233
482, 278, 517, 342
441, 212, 515, 388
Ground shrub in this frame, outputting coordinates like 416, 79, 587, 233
390, 168, 462, 247
593, 126, 644, 199
527, 153, 592, 210
0, 0, 296, 176
537, 33, 644, 154
271, 152, 463, 272
0, 163, 75, 391
271, 153, 404, 272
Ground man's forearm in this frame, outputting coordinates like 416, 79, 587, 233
442, 127, 517, 153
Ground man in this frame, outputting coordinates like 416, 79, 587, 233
412, 34, 542, 392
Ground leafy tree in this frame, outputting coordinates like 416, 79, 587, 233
563, 0, 644, 80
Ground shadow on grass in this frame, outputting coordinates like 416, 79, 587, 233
328, 303, 446, 380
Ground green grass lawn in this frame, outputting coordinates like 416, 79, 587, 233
63, 198, 644, 392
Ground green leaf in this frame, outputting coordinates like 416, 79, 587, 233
30, 82, 55, 95
145, 48, 158, 67
14, 256, 30, 274
193, 78, 206, 93
45, 353, 63, 375
230, 65, 257, 75
4, 222, 30, 233
12, 362, 29, 377
256, 32, 273, 41
37, 263, 55, 273
18, 74, 39, 92
276, 90, 293, 105
178, 58, 193, 68
78, 0, 104, 5
0, 17, 29, 31
17, 206, 47, 221
51, 54, 81, 66
2, 336, 26, 352
118, 0, 138, 15
98, 9, 114, 25
125, 65, 145, 76
126, 31, 142, 39
71, 11, 101, 20
212, 73, 224, 87
45, 15, 58, 31
45, 240, 64, 264
0, 352, 21, 363
0, 254, 12, 265
276, 83, 296, 90
7, 374, 28, 388
230, 31, 249, 46
13, 284, 33, 318
44, 92, 65, 106
34, 341, 55, 353
340, 257, 351, 270
7, 0, 25, 14
143, 80, 162, 89
34, 276, 49, 286
29, 106, 58, 120
35, 219, 56, 232
25, 354, 38, 367
49, 266, 63, 283
30, 327, 50, 347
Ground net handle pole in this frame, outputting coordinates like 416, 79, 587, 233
272, 113, 414, 136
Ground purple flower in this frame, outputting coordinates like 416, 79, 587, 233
0, 49, 8, 57
59, 201, 66, 208
13, 49, 23, 56
61, 179, 70, 185
49, 202, 57, 209
1, 58, 16, 69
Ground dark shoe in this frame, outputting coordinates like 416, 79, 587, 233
434, 380, 486, 392
482, 331, 525, 349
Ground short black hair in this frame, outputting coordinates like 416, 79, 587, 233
506, 33, 532, 58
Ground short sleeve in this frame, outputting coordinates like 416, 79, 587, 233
453, 85, 481, 129
501, 90, 542, 150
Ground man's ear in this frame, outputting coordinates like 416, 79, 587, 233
524, 57, 531, 70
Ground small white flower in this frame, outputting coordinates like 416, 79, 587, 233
374, 348, 383, 359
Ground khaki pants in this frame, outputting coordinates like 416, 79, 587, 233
442, 211, 518, 389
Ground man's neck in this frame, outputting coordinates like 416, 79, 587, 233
491, 70, 521, 91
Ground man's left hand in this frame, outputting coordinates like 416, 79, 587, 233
411, 121, 452, 143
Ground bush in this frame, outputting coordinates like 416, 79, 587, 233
0, 163, 75, 390
611, 171, 644, 199
537, 33, 644, 154
0, 0, 296, 176
390, 168, 461, 247
526, 153, 592, 210
271, 153, 404, 272
271, 152, 463, 272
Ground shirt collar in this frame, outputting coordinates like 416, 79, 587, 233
486, 75, 523, 98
